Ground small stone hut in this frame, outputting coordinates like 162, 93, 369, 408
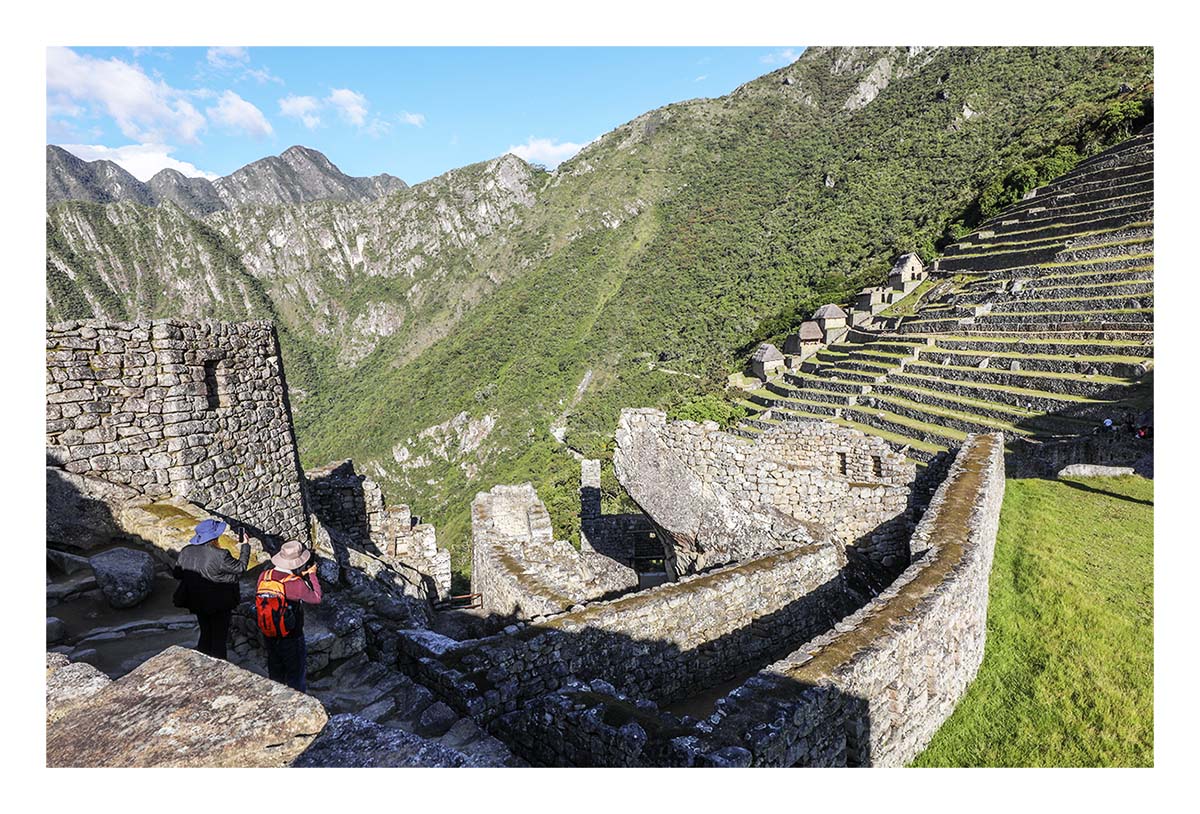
889, 253, 926, 292
783, 321, 823, 361
750, 343, 785, 380
812, 304, 848, 344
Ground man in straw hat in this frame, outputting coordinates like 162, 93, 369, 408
255, 541, 323, 692
172, 518, 251, 660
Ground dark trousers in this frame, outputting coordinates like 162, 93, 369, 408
265, 634, 308, 693
194, 609, 232, 660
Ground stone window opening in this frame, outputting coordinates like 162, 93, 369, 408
203, 359, 230, 410
872, 455, 883, 478
837, 452, 848, 476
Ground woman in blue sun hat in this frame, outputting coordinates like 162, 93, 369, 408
172, 518, 252, 660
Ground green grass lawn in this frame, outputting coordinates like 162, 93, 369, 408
913, 474, 1153, 766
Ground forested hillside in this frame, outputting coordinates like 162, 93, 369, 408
46, 46, 1154, 582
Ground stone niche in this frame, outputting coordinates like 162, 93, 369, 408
46, 319, 308, 545
613, 408, 917, 582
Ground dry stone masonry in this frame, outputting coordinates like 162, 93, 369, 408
46, 319, 309, 543
470, 483, 638, 619
614, 409, 916, 584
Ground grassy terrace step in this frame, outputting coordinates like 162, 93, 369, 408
741, 392, 841, 417
785, 372, 873, 393
884, 371, 1107, 414
858, 392, 1037, 439
1040, 151, 1154, 190
939, 224, 1152, 272
1064, 224, 1154, 250
972, 191, 1154, 240
842, 404, 967, 448
765, 380, 855, 406
970, 309, 1154, 328
893, 360, 1135, 398
960, 195, 1153, 243
869, 381, 1096, 432
960, 280, 1154, 304
962, 294, 1153, 314
914, 348, 1150, 378
972, 263, 1154, 285
984, 172, 1155, 227
962, 273, 1154, 297
925, 334, 1154, 358
1053, 237, 1154, 263
807, 366, 880, 384
947, 206, 1154, 257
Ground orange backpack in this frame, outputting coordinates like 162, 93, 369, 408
255, 570, 300, 638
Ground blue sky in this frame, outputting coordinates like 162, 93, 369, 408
46, 46, 804, 184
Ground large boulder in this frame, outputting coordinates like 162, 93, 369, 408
46, 646, 328, 767
292, 713, 491, 767
88, 547, 156, 608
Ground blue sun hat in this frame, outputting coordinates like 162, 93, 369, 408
189, 518, 228, 546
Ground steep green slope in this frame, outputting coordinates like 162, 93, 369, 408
46, 46, 1154, 581
914, 475, 1153, 767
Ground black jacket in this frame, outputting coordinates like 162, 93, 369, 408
173, 542, 250, 614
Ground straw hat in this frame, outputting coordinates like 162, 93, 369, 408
271, 541, 312, 571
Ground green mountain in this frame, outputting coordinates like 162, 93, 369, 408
46, 46, 1154, 583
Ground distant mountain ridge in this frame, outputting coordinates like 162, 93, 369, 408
46, 144, 408, 215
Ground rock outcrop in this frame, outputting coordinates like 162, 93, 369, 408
46, 656, 112, 724
46, 646, 328, 767
293, 713, 496, 767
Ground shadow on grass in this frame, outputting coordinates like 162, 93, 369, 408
1057, 477, 1154, 507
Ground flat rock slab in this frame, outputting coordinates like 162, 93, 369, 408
46, 645, 327, 767
1057, 464, 1136, 478
46, 660, 112, 724
293, 713, 489, 767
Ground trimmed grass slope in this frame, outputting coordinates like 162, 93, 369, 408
913, 474, 1153, 767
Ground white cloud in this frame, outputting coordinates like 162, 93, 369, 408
207, 90, 273, 138
47, 46, 206, 144
203, 46, 282, 85
364, 118, 392, 138
760, 48, 803, 65
279, 94, 321, 129
327, 88, 368, 127
506, 137, 587, 169
206, 47, 249, 70
400, 111, 426, 127
56, 143, 219, 182
694, 74, 708, 82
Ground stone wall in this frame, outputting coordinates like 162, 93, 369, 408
305, 460, 451, 600
469, 434, 1004, 767
46, 319, 308, 544
614, 409, 916, 580
405, 538, 856, 723
470, 483, 637, 619
688, 433, 1006, 766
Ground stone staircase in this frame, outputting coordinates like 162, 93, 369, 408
735, 124, 1154, 466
